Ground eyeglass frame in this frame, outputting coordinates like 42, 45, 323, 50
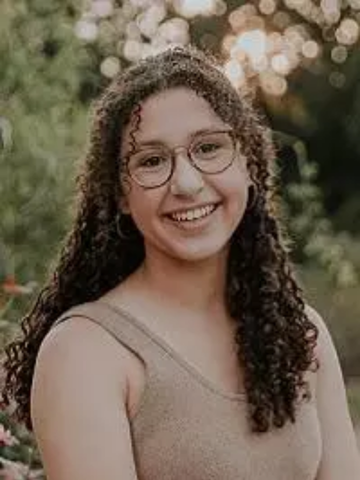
120, 128, 239, 190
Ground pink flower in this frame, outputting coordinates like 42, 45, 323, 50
0, 424, 19, 447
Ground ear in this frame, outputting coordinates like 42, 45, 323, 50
119, 195, 130, 214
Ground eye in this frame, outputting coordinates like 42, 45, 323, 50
192, 132, 233, 159
197, 142, 220, 154
141, 155, 165, 168
193, 140, 222, 158
132, 153, 168, 170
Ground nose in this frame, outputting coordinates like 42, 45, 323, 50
169, 149, 205, 196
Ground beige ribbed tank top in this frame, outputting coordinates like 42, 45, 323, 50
53, 301, 322, 480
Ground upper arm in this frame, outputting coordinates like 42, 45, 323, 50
306, 306, 360, 480
31, 317, 139, 480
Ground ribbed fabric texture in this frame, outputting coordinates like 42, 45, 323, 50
53, 301, 322, 480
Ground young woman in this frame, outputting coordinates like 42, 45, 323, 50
2, 46, 359, 480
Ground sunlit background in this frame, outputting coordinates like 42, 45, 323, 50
75, 0, 360, 95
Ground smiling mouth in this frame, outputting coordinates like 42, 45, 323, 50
166, 203, 219, 223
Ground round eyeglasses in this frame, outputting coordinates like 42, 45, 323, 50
122, 129, 237, 189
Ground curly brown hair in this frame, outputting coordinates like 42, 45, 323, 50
2, 45, 318, 433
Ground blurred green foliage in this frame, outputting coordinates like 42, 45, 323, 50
0, 403, 44, 478
0, 0, 90, 286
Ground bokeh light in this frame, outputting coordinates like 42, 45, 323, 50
273, 11, 292, 29
100, 56, 121, 78
232, 29, 268, 72
91, 0, 114, 18
75, 0, 360, 96
123, 39, 143, 61
75, 20, 99, 41
302, 40, 320, 59
174, 0, 218, 18
260, 71, 288, 95
271, 54, 291, 75
218, 0, 360, 95
331, 45, 348, 63
329, 70, 346, 88
259, 0, 277, 16
157, 18, 189, 44
321, 0, 341, 25
222, 6, 300, 95
335, 18, 360, 45
223, 59, 246, 88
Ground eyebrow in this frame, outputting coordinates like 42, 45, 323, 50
125, 126, 233, 153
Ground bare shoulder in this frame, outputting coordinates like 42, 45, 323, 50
31, 316, 139, 480
304, 303, 341, 381
33, 315, 134, 402
304, 304, 338, 362
40, 314, 132, 371
304, 303, 327, 333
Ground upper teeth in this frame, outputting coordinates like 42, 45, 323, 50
169, 204, 216, 222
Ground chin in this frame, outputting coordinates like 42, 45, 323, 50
164, 238, 229, 264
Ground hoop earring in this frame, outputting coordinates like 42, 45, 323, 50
247, 184, 258, 210
115, 212, 139, 241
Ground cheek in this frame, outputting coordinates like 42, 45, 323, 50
219, 168, 250, 222
220, 162, 250, 199
125, 188, 162, 230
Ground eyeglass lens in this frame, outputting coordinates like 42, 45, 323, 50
125, 130, 235, 188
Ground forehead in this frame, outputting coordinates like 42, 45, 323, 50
121, 87, 228, 149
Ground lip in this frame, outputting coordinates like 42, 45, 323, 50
163, 202, 221, 216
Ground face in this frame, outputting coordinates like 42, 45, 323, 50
120, 87, 251, 263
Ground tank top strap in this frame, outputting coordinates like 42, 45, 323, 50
51, 300, 169, 373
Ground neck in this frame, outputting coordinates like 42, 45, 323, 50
136, 249, 229, 316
